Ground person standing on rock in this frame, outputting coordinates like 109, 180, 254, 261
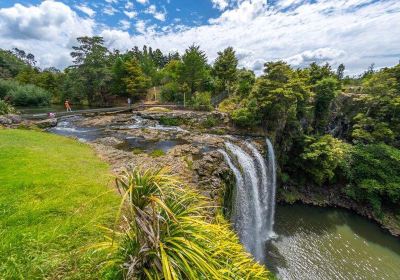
65, 100, 72, 112
127, 97, 131, 108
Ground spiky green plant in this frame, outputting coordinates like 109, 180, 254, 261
94, 168, 270, 279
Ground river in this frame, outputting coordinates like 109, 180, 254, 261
266, 204, 400, 280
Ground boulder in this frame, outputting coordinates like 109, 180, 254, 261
0, 116, 12, 125
7, 114, 22, 124
36, 118, 58, 128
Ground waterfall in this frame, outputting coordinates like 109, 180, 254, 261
266, 138, 277, 237
219, 138, 277, 263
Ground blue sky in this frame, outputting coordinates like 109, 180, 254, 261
0, 0, 399, 74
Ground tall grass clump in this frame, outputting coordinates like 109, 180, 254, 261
94, 168, 270, 279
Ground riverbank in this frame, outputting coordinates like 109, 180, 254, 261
278, 185, 400, 237
0, 129, 119, 279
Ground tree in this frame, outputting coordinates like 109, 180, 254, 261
213, 47, 238, 94
122, 58, 151, 100
336, 63, 345, 80
234, 68, 256, 97
300, 135, 349, 185
308, 62, 335, 85
313, 77, 339, 133
180, 45, 208, 95
70, 36, 112, 105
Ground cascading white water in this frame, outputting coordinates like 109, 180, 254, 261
220, 138, 277, 263
266, 138, 277, 237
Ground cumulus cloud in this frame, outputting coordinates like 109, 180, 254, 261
0, 1, 94, 68
285, 48, 346, 66
211, 0, 230, 11
1, 0, 399, 75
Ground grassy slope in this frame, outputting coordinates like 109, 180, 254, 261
0, 129, 119, 279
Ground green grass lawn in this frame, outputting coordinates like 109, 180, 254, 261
0, 129, 119, 279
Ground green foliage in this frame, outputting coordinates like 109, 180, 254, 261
95, 168, 271, 279
160, 81, 182, 103
123, 58, 151, 100
300, 135, 349, 185
0, 130, 119, 279
0, 49, 30, 78
0, 79, 51, 106
201, 115, 219, 128
70, 36, 113, 105
0, 99, 16, 115
213, 47, 238, 94
344, 144, 400, 214
232, 107, 257, 127
191, 91, 213, 111
234, 68, 256, 97
351, 66, 400, 147
180, 45, 208, 95
313, 77, 339, 132
149, 149, 166, 157
159, 116, 182, 126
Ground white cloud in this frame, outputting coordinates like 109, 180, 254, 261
119, 19, 131, 30
285, 48, 346, 66
145, 5, 167, 21
103, 6, 118, 15
1, 0, 399, 75
75, 4, 96, 18
125, 1, 134, 10
124, 10, 137, 19
136, 0, 149, 5
211, 0, 230, 11
0, 0, 94, 69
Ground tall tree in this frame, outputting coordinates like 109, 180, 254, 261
123, 58, 151, 100
213, 47, 238, 94
180, 45, 208, 95
70, 36, 112, 105
336, 63, 345, 80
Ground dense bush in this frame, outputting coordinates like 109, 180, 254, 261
231, 107, 257, 127
300, 135, 350, 186
0, 79, 51, 106
344, 144, 400, 214
0, 100, 16, 115
96, 168, 271, 279
160, 81, 182, 103
191, 91, 213, 111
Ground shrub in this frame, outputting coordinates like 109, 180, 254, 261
160, 81, 182, 103
0, 79, 51, 106
344, 144, 400, 214
191, 91, 213, 111
231, 107, 257, 127
201, 116, 219, 128
0, 100, 16, 115
94, 168, 271, 279
300, 135, 350, 186
159, 116, 182, 126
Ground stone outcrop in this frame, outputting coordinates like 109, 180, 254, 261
0, 114, 22, 126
